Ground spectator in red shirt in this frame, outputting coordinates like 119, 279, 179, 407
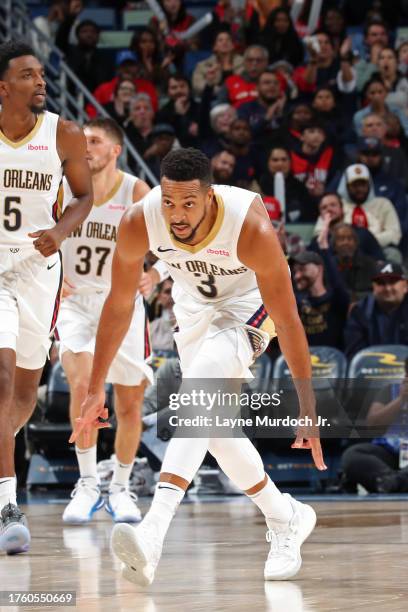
87, 59, 158, 119
216, 45, 269, 108
150, 0, 195, 38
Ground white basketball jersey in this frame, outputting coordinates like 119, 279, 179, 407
143, 184, 261, 303
0, 111, 63, 251
62, 171, 138, 293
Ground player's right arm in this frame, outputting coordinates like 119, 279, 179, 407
69, 203, 149, 444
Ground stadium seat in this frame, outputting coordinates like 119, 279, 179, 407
79, 8, 117, 29
345, 345, 408, 434
122, 9, 153, 30
286, 223, 315, 244
98, 31, 133, 49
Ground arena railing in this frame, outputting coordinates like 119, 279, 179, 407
0, 0, 159, 186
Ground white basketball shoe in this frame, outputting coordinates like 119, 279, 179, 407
62, 478, 104, 524
264, 493, 316, 581
105, 487, 142, 523
111, 518, 163, 586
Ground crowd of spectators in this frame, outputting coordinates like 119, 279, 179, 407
29, 1, 408, 493
34, 0, 408, 361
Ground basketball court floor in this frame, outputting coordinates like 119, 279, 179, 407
1, 494, 407, 611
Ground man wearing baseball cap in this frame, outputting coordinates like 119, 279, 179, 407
357, 137, 408, 249
292, 250, 350, 349
344, 261, 408, 358
336, 163, 402, 259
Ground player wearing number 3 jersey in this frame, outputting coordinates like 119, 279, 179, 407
71, 148, 326, 586
0, 41, 92, 555
58, 118, 154, 525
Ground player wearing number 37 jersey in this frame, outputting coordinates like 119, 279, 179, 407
0, 41, 92, 555
58, 118, 154, 525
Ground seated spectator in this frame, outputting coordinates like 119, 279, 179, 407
216, 45, 269, 108
341, 371, 408, 494
32, 0, 67, 60
359, 113, 408, 187
311, 86, 350, 144
292, 250, 350, 349
278, 102, 315, 150
88, 59, 158, 118
293, 31, 355, 96
290, 119, 341, 204
156, 74, 199, 147
373, 48, 408, 112
64, 20, 107, 93
336, 164, 402, 259
192, 30, 244, 97
353, 77, 408, 138
149, 280, 176, 353
344, 262, 408, 358
200, 103, 237, 158
210, 150, 236, 185
397, 39, 408, 77
321, 7, 347, 56
143, 124, 179, 177
150, 0, 195, 41
331, 223, 378, 302
102, 78, 136, 127
224, 118, 261, 188
121, 28, 172, 91
255, 146, 316, 222
272, 220, 306, 259
124, 93, 155, 159
259, 7, 304, 67
55, 0, 83, 53
311, 192, 384, 260
357, 137, 408, 249
354, 20, 390, 91
237, 69, 286, 144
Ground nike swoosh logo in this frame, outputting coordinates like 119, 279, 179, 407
157, 485, 178, 490
47, 262, 58, 270
157, 246, 177, 253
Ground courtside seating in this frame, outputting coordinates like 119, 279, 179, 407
345, 344, 408, 434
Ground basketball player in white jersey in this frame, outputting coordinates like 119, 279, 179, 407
0, 41, 92, 554
70, 148, 326, 584
58, 118, 154, 524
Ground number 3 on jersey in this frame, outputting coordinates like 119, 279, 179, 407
75, 245, 111, 276
195, 272, 218, 298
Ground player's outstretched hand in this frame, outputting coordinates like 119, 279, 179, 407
29, 227, 63, 257
291, 435, 327, 471
69, 389, 111, 446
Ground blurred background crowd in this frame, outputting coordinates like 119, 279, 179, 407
17, 0, 408, 495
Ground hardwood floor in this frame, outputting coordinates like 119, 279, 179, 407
1, 497, 408, 611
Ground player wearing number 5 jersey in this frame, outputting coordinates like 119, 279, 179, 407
57, 118, 154, 525
0, 41, 92, 555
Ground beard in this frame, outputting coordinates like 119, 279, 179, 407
170, 208, 207, 244
29, 102, 46, 115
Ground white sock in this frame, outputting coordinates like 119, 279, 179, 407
248, 476, 293, 526
143, 482, 185, 540
110, 458, 134, 492
75, 445, 99, 484
0, 476, 17, 508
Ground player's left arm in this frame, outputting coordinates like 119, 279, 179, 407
29, 119, 93, 257
238, 197, 326, 470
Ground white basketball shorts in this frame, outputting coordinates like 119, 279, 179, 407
57, 291, 153, 386
0, 248, 62, 369
172, 285, 276, 378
